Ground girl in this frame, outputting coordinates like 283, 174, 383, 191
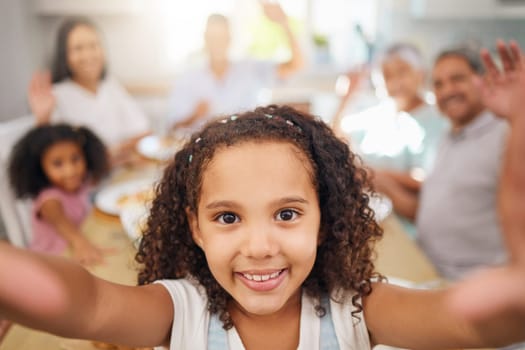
1, 42, 525, 349
28, 17, 151, 166
8, 124, 110, 265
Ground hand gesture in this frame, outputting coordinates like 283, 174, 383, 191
260, 1, 288, 27
448, 40, 525, 334
479, 40, 525, 123
28, 71, 55, 125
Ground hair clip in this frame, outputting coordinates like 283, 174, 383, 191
195, 137, 202, 143
188, 154, 193, 163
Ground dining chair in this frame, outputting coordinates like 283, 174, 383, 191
0, 115, 34, 247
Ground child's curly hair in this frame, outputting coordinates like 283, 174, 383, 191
9, 123, 109, 198
136, 105, 383, 329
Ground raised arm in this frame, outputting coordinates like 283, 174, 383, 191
28, 71, 56, 125
0, 242, 173, 347
365, 40, 525, 349
331, 68, 368, 139
447, 39, 525, 326
260, 1, 305, 79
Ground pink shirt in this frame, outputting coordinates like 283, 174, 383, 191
30, 185, 91, 254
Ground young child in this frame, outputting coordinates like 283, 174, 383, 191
8, 123, 110, 265
0, 42, 524, 349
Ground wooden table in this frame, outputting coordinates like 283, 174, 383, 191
1, 207, 449, 350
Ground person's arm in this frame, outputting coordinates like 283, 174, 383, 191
331, 69, 368, 139
446, 40, 525, 324
39, 199, 105, 266
372, 170, 420, 221
108, 130, 151, 168
28, 71, 56, 125
0, 241, 173, 347
260, 1, 304, 79
364, 40, 525, 350
171, 100, 210, 130
364, 283, 524, 349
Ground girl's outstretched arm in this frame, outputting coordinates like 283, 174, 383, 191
364, 40, 525, 350
0, 242, 173, 347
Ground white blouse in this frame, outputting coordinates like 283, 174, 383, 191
156, 279, 371, 350
51, 77, 150, 146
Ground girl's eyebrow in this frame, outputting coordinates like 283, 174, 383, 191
274, 196, 309, 206
205, 200, 239, 210
204, 196, 309, 210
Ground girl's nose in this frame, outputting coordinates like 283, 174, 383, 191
240, 224, 279, 259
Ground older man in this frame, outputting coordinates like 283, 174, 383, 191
415, 48, 509, 281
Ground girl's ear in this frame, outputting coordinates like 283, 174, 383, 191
186, 208, 204, 248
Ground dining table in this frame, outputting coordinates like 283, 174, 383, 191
0, 161, 493, 350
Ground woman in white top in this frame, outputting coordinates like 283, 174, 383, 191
28, 18, 151, 166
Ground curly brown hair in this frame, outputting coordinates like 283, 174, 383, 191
136, 105, 383, 329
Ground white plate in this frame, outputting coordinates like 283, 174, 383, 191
368, 193, 393, 222
120, 204, 149, 243
94, 179, 155, 216
136, 135, 185, 161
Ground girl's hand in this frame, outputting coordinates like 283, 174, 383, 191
28, 71, 56, 125
70, 236, 109, 266
479, 40, 525, 123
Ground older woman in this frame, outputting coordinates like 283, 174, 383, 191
28, 18, 151, 166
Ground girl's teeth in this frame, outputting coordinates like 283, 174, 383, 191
242, 270, 282, 282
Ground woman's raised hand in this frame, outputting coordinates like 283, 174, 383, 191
28, 71, 56, 125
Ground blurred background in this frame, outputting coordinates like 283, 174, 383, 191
1, 0, 525, 124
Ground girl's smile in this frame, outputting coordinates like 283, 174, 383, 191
41, 140, 87, 193
236, 268, 287, 292
189, 141, 321, 317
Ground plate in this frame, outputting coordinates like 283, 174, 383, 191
120, 204, 149, 243
136, 135, 185, 161
368, 193, 393, 222
94, 179, 155, 216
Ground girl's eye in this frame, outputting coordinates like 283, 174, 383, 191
276, 209, 298, 221
217, 212, 239, 225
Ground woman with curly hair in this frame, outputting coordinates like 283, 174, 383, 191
1, 44, 525, 349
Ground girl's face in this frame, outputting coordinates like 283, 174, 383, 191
66, 24, 105, 83
41, 141, 87, 193
189, 141, 320, 317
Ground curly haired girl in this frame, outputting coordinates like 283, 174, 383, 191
8, 123, 109, 265
1, 41, 525, 349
